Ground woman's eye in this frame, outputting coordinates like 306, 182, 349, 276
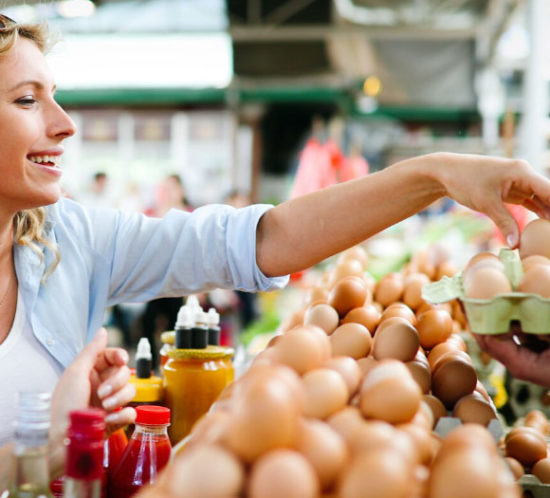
15, 97, 37, 106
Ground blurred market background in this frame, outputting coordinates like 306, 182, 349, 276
3, 0, 550, 419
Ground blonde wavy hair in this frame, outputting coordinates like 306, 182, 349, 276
1, 17, 60, 278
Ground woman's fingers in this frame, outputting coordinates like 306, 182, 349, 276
94, 347, 130, 371
97, 365, 132, 402
105, 406, 136, 435
100, 382, 136, 412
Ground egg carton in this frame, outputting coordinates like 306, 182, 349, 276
422, 248, 550, 335
518, 474, 550, 496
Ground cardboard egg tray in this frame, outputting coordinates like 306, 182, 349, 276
422, 248, 550, 335
517, 474, 550, 496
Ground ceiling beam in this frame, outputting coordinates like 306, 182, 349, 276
229, 23, 477, 41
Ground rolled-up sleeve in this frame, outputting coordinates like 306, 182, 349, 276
72, 201, 289, 304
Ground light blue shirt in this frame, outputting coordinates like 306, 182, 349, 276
15, 198, 288, 369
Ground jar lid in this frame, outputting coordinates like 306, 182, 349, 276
166, 345, 234, 360
129, 375, 163, 402
135, 405, 171, 425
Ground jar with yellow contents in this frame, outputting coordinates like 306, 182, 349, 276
163, 309, 234, 445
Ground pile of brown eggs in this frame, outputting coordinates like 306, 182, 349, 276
137, 244, 520, 498
503, 410, 550, 485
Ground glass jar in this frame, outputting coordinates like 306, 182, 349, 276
163, 345, 234, 445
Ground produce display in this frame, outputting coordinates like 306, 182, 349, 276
133, 241, 535, 498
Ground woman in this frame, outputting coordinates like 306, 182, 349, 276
2, 13, 550, 457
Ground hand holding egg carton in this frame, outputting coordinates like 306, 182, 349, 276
135, 245, 521, 497
423, 218, 550, 336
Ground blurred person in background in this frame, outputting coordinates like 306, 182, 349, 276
79, 170, 114, 208
3, 13, 550, 460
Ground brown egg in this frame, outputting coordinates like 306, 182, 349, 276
445, 333, 467, 352
341, 305, 380, 333
505, 426, 547, 467
452, 392, 496, 426
431, 352, 477, 409
422, 394, 447, 428
374, 273, 404, 307
273, 326, 330, 374
518, 264, 550, 297
436, 260, 458, 280
326, 406, 364, 442
295, 418, 348, 490
330, 259, 365, 286
165, 444, 245, 497
427, 341, 461, 369
330, 322, 372, 359
416, 308, 453, 350
360, 360, 422, 424
522, 254, 550, 273
328, 276, 369, 317
248, 449, 319, 498
338, 447, 413, 498
303, 286, 329, 307
338, 245, 369, 270
323, 356, 361, 396
428, 448, 503, 498
519, 218, 550, 259
278, 309, 306, 332
303, 303, 340, 335
532, 457, 550, 484
463, 251, 502, 275
464, 266, 512, 299
222, 375, 299, 462
525, 410, 549, 435
504, 457, 525, 480
410, 400, 435, 431
302, 368, 349, 419
372, 318, 419, 362
398, 423, 434, 466
403, 273, 431, 311
380, 303, 417, 326
356, 356, 379, 379
405, 359, 431, 394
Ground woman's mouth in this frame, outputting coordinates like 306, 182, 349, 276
28, 154, 61, 168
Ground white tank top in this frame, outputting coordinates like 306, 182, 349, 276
0, 292, 63, 446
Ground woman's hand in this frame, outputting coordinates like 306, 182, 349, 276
474, 329, 550, 388
434, 153, 550, 247
49, 327, 136, 478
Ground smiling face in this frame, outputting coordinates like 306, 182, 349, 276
0, 36, 76, 216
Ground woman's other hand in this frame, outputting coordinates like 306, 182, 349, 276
49, 328, 136, 477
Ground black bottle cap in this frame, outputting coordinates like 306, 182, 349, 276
175, 326, 192, 349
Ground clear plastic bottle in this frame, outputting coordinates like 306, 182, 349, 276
108, 406, 171, 498
63, 409, 105, 498
4, 392, 53, 498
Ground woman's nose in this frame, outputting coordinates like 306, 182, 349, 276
48, 101, 77, 139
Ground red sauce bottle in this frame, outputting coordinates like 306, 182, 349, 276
103, 426, 128, 493
108, 405, 171, 497
63, 408, 106, 498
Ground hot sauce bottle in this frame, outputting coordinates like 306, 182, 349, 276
63, 409, 106, 498
108, 406, 171, 498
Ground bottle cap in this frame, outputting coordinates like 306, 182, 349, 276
135, 405, 171, 425
206, 308, 220, 326
185, 294, 201, 312
193, 309, 207, 325
175, 305, 193, 329
68, 408, 106, 441
136, 337, 152, 361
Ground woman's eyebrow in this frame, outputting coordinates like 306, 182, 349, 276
8, 79, 45, 92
